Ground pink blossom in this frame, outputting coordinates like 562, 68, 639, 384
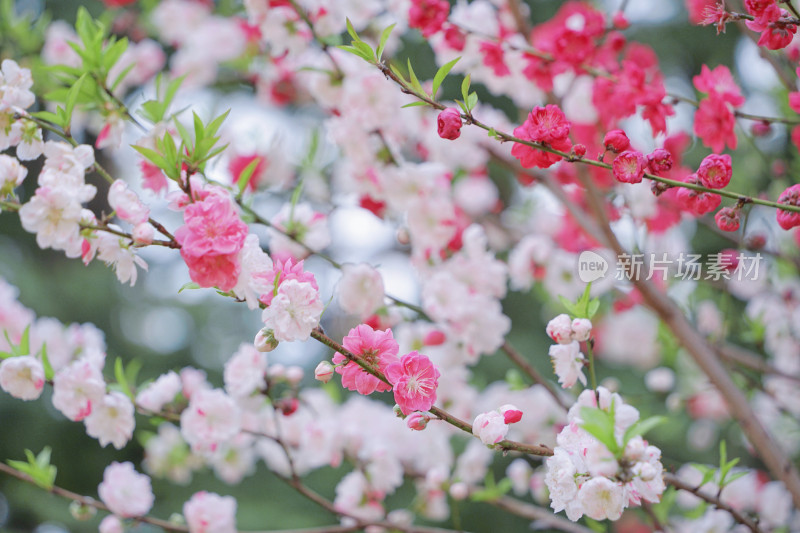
0, 355, 45, 400
139, 160, 168, 193
132, 223, 154, 245
472, 411, 508, 445
646, 148, 673, 174
181, 253, 241, 292
747, 5, 796, 49
693, 65, 744, 106
437, 108, 462, 140
676, 177, 722, 215
180, 388, 241, 453
229, 153, 267, 192
84, 392, 135, 449
52, 358, 106, 421
480, 41, 510, 76
789, 92, 800, 114
697, 153, 732, 189
223, 343, 267, 398
511, 105, 572, 169
261, 279, 323, 342
98, 462, 154, 518
408, 0, 449, 37
184, 491, 237, 533
715, 207, 741, 232
546, 314, 573, 344
108, 180, 150, 225
385, 351, 440, 415
603, 129, 630, 152
612, 150, 647, 184
777, 184, 800, 230
0, 154, 26, 190
571, 318, 592, 342
257, 258, 318, 307
333, 324, 399, 395
99, 515, 124, 533
135, 370, 181, 412
549, 341, 587, 389
694, 97, 737, 153
336, 263, 385, 319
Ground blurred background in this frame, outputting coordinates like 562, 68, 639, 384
0, 0, 792, 531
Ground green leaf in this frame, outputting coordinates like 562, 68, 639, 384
466, 91, 478, 112
101, 37, 128, 74
376, 23, 396, 62
622, 415, 666, 447
114, 357, 133, 400
401, 101, 429, 108
345, 18, 359, 42
431, 57, 460, 100
354, 41, 375, 62
8, 448, 57, 490
389, 64, 408, 85
407, 59, 426, 97
584, 518, 606, 533
178, 282, 201, 293
337, 45, 372, 61
205, 110, 230, 138
587, 299, 600, 319
30, 110, 62, 125
461, 74, 471, 103
65, 73, 88, 127
558, 295, 578, 316
110, 62, 136, 92
236, 157, 261, 196
40, 343, 54, 381
19, 325, 30, 355
580, 406, 619, 456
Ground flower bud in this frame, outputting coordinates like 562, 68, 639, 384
277, 397, 299, 416
603, 129, 630, 152
69, 500, 97, 521
254, 328, 279, 352
269, 364, 286, 379
437, 108, 462, 140
572, 143, 587, 157
499, 404, 523, 424
423, 330, 446, 346
646, 148, 672, 174
571, 318, 592, 342
406, 412, 431, 431
132, 222, 154, 245
714, 206, 740, 232
314, 361, 334, 383
99, 515, 124, 533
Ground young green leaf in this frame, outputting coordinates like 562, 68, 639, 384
461, 74, 471, 103
431, 57, 460, 100
178, 282, 202, 293
466, 91, 478, 112
114, 357, 133, 400
345, 18, 359, 42
376, 23, 396, 62
580, 406, 619, 456
622, 415, 666, 448
19, 325, 30, 355
406, 59, 426, 97
39, 343, 54, 381
64, 73, 88, 128
8, 447, 57, 490
401, 101, 429, 108
236, 157, 262, 197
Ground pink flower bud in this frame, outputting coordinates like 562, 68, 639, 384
697, 154, 732, 189
612, 150, 646, 184
269, 363, 286, 379
572, 144, 587, 157
406, 412, 431, 431
277, 397, 299, 416
314, 361, 334, 383
777, 184, 800, 230
603, 129, 630, 152
132, 223, 154, 245
646, 148, 673, 174
423, 330, 446, 346
546, 314, 573, 344
254, 328, 278, 352
437, 108, 462, 140
751, 121, 772, 137
715, 207, 740, 232
571, 318, 592, 342
499, 404, 523, 424
677, 176, 722, 215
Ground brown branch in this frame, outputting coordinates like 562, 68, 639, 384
500, 341, 570, 411
664, 473, 763, 533
489, 495, 594, 533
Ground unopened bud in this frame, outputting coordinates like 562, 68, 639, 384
314, 361, 334, 383
499, 404, 523, 424
254, 328, 279, 352
396, 227, 410, 246
132, 222, 154, 245
449, 482, 469, 500
406, 412, 431, 431
269, 364, 286, 379
277, 397, 299, 416
69, 500, 97, 521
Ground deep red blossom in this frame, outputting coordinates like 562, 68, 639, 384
694, 97, 737, 153
647, 149, 673, 175
746, 4, 797, 49
408, 0, 450, 38
676, 176, 722, 215
687, 0, 718, 24
511, 105, 572, 169
777, 184, 800, 230
697, 154, 732, 189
